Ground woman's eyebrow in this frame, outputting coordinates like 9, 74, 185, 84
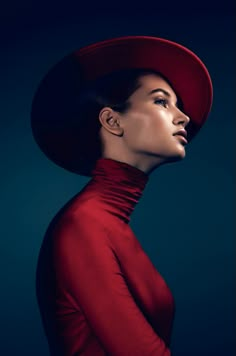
147, 88, 180, 108
148, 88, 170, 97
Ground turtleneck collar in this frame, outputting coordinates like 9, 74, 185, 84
90, 158, 149, 224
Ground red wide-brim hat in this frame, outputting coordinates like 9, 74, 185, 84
31, 36, 213, 176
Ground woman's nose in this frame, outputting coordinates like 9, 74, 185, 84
174, 110, 190, 127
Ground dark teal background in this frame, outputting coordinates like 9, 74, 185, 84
0, 2, 235, 355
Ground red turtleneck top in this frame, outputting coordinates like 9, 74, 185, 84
36, 158, 175, 356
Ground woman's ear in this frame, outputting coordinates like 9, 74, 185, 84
98, 107, 124, 136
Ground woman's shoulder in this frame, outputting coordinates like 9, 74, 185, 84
51, 194, 110, 238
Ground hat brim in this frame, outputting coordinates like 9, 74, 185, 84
31, 36, 213, 175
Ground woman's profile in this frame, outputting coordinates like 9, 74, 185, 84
31, 36, 213, 356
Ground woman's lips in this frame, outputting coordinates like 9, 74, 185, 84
174, 134, 188, 144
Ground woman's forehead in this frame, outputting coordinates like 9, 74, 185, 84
134, 74, 177, 99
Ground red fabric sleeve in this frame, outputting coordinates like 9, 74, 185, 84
53, 212, 171, 356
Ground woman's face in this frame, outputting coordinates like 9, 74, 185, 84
118, 73, 190, 166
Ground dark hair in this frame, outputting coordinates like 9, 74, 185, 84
75, 68, 183, 176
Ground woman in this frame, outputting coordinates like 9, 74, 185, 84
31, 36, 213, 356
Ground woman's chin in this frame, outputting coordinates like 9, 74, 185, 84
175, 146, 187, 160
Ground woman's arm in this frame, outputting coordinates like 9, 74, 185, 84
54, 212, 171, 356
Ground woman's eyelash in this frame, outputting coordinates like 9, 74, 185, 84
154, 98, 168, 107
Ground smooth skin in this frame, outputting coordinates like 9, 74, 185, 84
98, 74, 190, 175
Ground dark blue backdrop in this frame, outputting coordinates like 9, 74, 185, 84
0, 2, 235, 355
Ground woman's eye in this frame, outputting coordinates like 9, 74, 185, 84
154, 98, 168, 107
